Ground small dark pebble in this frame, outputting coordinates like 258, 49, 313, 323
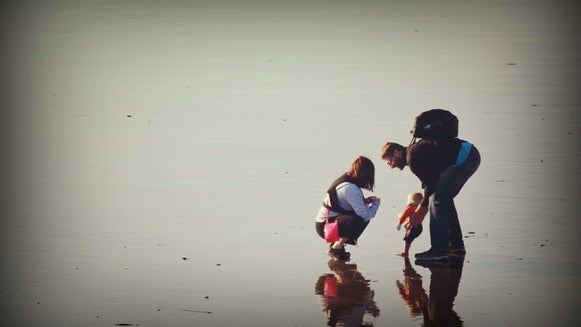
182, 257, 188, 260
216, 263, 221, 266
204, 296, 209, 299
183, 309, 212, 314
126, 115, 132, 118
115, 324, 134, 326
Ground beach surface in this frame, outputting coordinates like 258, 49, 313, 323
1, 1, 580, 326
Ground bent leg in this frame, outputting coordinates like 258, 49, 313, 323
431, 146, 480, 250
339, 215, 370, 245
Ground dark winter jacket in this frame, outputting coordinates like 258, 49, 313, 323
406, 138, 464, 207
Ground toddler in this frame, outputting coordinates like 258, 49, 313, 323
396, 192, 424, 257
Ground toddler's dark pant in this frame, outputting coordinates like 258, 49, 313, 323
404, 224, 423, 243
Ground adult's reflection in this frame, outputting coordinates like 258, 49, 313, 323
315, 260, 380, 326
396, 256, 465, 326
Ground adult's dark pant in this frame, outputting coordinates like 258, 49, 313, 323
429, 146, 481, 250
316, 215, 369, 245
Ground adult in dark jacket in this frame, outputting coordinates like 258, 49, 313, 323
381, 138, 480, 261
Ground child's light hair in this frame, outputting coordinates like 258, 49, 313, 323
407, 192, 423, 204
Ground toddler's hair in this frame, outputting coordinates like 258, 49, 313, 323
407, 192, 423, 204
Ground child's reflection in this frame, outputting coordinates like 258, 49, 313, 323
396, 256, 465, 326
315, 260, 380, 327
396, 257, 428, 317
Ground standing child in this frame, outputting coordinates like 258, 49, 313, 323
396, 192, 424, 257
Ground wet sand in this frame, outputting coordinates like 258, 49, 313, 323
1, 1, 580, 326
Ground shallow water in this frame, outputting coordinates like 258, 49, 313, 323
1, 1, 580, 326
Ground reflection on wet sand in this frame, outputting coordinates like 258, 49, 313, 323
315, 260, 380, 327
396, 257, 428, 318
396, 256, 465, 326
